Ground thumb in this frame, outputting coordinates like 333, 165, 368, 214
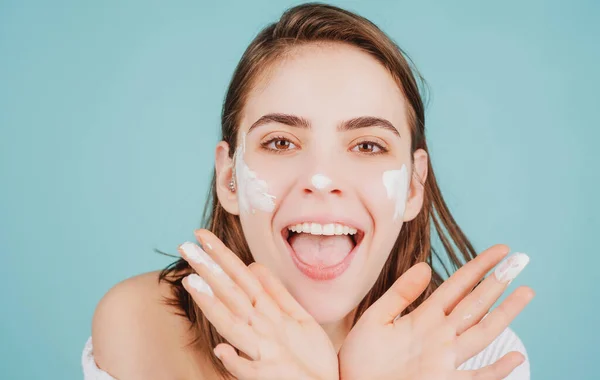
363, 262, 432, 325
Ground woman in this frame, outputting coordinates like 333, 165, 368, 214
83, 3, 534, 379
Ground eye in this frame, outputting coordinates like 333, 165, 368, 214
351, 140, 388, 155
261, 136, 297, 153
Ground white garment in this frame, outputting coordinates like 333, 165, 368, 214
458, 326, 530, 379
82, 337, 117, 380
81, 327, 529, 379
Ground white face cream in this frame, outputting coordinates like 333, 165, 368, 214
494, 252, 530, 284
234, 132, 276, 214
311, 173, 332, 190
382, 164, 409, 221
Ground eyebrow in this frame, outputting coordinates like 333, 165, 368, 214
247, 113, 401, 138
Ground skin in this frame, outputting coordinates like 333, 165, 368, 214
181, 231, 533, 380
92, 43, 534, 379
215, 42, 429, 349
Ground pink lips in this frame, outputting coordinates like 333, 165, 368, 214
284, 236, 359, 281
278, 214, 365, 281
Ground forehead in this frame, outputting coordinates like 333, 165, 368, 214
241, 43, 409, 136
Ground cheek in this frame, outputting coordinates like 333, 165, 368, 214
248, 156, 295, 199
236, 159, 293, 261
235, 152, 280, 215
235, 159, 277, 257
381, 164, 410, 222
235, 156, 291, 235
355, 165, 410, 275
356, 164, 409, 224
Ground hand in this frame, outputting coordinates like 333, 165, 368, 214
338, 244, 534, 380
178, 229, 339, 380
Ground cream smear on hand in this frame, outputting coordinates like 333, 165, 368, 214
494, 252, 530, 284
179, 241, 224, 275
382, 164, 409, 221
235, 132, 276, 214
187, 274, 213, 296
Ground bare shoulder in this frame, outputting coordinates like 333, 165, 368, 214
91, 270, 214, 380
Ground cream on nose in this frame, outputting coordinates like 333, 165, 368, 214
311, 173, 332, 190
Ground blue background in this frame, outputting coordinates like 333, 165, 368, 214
1, 0, 597, 378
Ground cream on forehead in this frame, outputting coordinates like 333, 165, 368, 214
382, 164, 409, 221
234, 132, 276, 214
311, 174, 332, 189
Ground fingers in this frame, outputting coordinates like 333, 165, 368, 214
178, 241, 256, 323
214, 343, 259, 379
427, 244, 510, 314
182, 274, 260, 360
455, 351, 525, 380
178, 236, 284, 360
249, 262, 313, 322
455, 286, 535, 366
363, 262, 432, 325
194, 229, 265, 304
180, 230, 282, 324
448, 253, 530, 335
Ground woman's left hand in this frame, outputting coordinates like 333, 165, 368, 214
178, 229, 339, 380
337, 245, 533, 380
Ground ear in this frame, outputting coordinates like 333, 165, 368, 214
402, 148, 428, 222
215, 140, 239, 215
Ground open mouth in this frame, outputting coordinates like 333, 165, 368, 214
280, 222, 364, 280
282, 223, 364, 250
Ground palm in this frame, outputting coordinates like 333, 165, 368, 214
339, 311, 457, 379
254, 315, 338, 379
338, 246, 533, 380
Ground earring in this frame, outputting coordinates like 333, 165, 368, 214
229, 178, 236, 192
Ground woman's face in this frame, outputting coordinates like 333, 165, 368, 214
216, 43, 428, 324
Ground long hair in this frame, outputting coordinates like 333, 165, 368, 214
158, 3, 477, 378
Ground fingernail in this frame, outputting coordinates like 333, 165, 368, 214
192, 229, 212, 249
494, 252, 530, 284
193, 229, 205, 242
187, 274, 213, 296
179, 242, 224, 275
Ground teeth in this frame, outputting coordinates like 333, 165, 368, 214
334, 224, 343, 234
288, 222, 358, 236
322, 224, 334, 235
310, 223, 322, 234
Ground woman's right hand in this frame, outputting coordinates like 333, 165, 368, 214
179, 229, 339, 380
338, 244, 534, 380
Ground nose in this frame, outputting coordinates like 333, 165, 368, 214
303, 173, 342, 196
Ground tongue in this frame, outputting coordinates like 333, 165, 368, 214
288, 233, 354, 267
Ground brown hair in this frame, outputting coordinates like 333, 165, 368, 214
158, 2, 477, 378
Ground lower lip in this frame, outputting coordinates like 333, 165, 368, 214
285, 237, 359, 281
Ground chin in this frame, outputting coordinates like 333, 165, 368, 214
286, 283, 357, 324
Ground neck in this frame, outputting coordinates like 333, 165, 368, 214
320, 309, 357, 353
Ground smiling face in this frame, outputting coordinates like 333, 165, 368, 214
215, 43, 428, 324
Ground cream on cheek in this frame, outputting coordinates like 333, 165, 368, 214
234, 132, 277, 214
382, 164, 409, 221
